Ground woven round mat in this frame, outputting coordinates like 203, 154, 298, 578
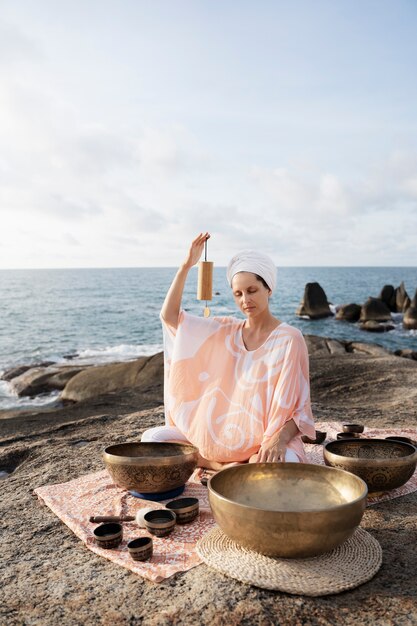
196, 527, 382, 596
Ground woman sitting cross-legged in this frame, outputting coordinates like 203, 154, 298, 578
141, 233, 316, 470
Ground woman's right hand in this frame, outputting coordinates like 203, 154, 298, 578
183, 232, 210, 269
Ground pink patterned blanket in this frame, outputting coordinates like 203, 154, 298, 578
34, 422, 417, 582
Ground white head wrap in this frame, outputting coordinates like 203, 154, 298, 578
226, 250, 277, 292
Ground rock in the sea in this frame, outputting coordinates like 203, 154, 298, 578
394, 349, 417, 360
1, 365, 33, 382
395, 281, 410, 312
335, 303, 361, 322
379, 285, 396, 311
61, 353, 164, 402
360, 320, 395, 333
296, 282, 333, 319
11, 366, 87, 397
360, 297, 392, 322
403, 289, 417, 329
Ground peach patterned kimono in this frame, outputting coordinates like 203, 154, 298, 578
161, 311, 315, 463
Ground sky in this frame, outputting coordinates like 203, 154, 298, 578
1, 0, 417, 268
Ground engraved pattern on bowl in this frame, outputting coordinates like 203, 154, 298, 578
103, 442, 199, 493
323, 439, 417, 492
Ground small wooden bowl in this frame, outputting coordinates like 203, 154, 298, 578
337, 432, 360, 440
301, 431, 327, 445
166, 497, 199, 524
343, 424, 365, 434
144, 510, 176, 537
93, 523, 123, 549
127, 537, 153, 561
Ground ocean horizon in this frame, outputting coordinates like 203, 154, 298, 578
1, 266, 416, 410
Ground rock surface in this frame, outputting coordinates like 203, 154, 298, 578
359, 320, 395, 333
11, 365, 85, 396
360, 297, 392, 323
335, 303, 361, 322
1, 341, 417, 625
296, 282, 333, 319
395, 281, 411, 312
403, 289, 417, 330
379, 284, 396, 311
61, 353, 164, 403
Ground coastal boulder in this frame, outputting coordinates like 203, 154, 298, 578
403, 289, 417, 330
360, 297, 392, 323
359, 320, 395, 333
335, 303, 361, 322
379, 285, 396, 311
11, 366, 86, 397
395, 281, 410, 312
394, 349, 417, 360
303, 335, 346, 355
296, 282, 333, 319
61, 353, 164, 403
1, 365, 32, 382
348, 342, 392, 357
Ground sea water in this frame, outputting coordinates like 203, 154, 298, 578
0, 267, 416, 410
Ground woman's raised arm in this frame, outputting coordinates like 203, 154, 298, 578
160, 232, 210, 329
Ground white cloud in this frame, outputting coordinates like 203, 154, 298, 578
0, 7, 416, 268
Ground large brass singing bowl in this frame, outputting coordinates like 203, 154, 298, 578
103, 442, 199, 493
208, 463, 367, 558
324, 439, 417, 493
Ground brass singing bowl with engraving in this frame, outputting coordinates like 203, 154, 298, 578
324, 439, 417, 493
103, 442, 199, 493
208, 463, 367, 558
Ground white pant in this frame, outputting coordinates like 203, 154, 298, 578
141, 426, 300, 462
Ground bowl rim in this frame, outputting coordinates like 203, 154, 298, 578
324, 438, 417, 464
208, 462, 368, 514
342, 423, 365, 431
127, 537, 153, 550
93, 522, 123, 539
103, 441, 199, 466
144, 510, 177, 527
166, 497, 199, 512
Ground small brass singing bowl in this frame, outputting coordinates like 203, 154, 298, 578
127, 537, 153, 561
103, 442, 199, 493
144, 510, 176, 537
93, 523, 123, 549
337, 432, 360, 440
301, 430, 327, 445
385, 436, 416, 446
208, 463, 367, 558
343, 424, 365, 434
166, 497, 199, 524
324, 439, 417, 493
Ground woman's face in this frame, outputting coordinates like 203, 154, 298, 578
231, 272, 271, 318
